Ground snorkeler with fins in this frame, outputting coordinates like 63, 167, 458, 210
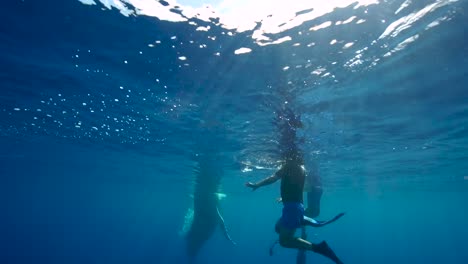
245, 108, 345, 264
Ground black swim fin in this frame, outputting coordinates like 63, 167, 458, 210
313, 241, 343, 264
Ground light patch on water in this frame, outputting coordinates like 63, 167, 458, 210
78, 0, 96, 5
310, 21, 332, 31
346, 57, 364, 68
356, 47, 368, 54
382, 34, 419, 58
426, 16, 447, 29
378, 0, 458, 41
343, 42, 354, 49
311, 67, 326, 75
337, 0, 458, 70
395, 0, 412, 15
217, 0, 378, 44
178, 56, 187, 60
102, 0, 133, 16
234, 47, 251, 55
131, 0, 188, 22
80, 0, 379, 46
393, 34, 419, 52
383, 51, 392, 57
342, 16, 357, 24
242, 167, 252, 172
196, 26, 210, 31
257, 36, 292, 46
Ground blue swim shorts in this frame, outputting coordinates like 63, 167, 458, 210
279, 202, 305, 230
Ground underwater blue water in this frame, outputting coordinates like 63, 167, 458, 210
1, 0, 468, 263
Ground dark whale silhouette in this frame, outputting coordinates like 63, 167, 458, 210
184, 155, 234, 260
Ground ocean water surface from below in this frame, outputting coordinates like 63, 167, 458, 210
0, 0, 467, 263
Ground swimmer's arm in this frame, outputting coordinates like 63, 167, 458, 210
245, 171, 282, 191
217, 207, 236, 245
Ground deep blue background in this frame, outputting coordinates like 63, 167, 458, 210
1, 0, 468, 263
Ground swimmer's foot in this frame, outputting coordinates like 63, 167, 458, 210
312, 241, 343, 264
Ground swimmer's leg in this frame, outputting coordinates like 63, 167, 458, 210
276, 219, 311, 251
275, 219, 343, 264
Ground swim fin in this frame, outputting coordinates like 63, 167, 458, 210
306, 212, 345, 227
313, 241, 343, 264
